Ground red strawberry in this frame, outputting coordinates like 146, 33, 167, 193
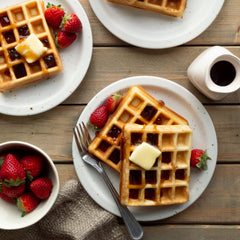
190, 149, 211, 170
20, 155, 43, 181
89, 105, 109, 129
2, 184, 25, 198
55, 30, 77, 48
0, 155, 5, 170
106, 92, 123, 113
44, 3, 65, 30
0, 154, 26, 187
17, 192, 40, 217
60, 13, 82, 33
0, 191, 14, 203
30, 177, 52, 199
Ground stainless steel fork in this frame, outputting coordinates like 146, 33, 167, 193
73, 122, 143, 240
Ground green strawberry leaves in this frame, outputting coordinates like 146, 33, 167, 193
196, 150, 211, 170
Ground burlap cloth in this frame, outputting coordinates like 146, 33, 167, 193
0, 179, 129, 240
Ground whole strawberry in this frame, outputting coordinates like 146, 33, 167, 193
106, 92, 123, 113
20, 155, 43, 181
17, 192, 40, 217
55, 30, 77, 48
0, 154, 25, 187
60, 13, 82, 33
89, 105, 109, 129
0, 191, 14, 203
30, 177, 52, 199
44, 3, 65, 30
2, 184, 25, 198
190, 149, 211, 170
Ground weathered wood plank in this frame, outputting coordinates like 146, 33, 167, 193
0, 105, 239, 162
64, 46, 240, 105
56, 164, 240, 224
79, 0, 240, 46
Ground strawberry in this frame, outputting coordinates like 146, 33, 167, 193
20, 155, 43, 181
55, 30, 77, 48
106, 92, 123, 113
190, 149, 211, 170
44, 3, 65, 30
17, 192, 40, 217
1, 184, 25, 198
0, 155, 5, 170
60, 13, 82, 33
89, 105, 109, 129
0, 191, 14, 203
30, 177, 52, 199
0, 154, 26, 187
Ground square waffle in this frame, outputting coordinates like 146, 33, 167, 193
120, 124, 192, 206
88, 85, 189, 172
107, 0, 187, 18
0, 0, 63, 92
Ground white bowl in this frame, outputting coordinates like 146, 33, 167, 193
0, 141, 60, 230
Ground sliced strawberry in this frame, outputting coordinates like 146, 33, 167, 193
89, 105, 109, 129
30, 177, 52, 199
55, 30, 77, 48
190, 149, 211, 170
17, 192, 40, 217
60, 13, 82, 33
44, 3, 65, 30
106, 92, 123, 113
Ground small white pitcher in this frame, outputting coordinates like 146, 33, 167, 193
187, 46, 240, 100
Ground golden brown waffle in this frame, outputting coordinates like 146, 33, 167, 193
120, 124, 192, 206
0, 0, 63, 92
88, 85, 189, 172
107, 0, 187, 18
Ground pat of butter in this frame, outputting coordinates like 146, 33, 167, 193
129, 142, 161, 170
15, 33, 47, 63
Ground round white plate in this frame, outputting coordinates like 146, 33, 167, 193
89, 0, 224, 49
72, 76, 218, 221
0, 0, 92, 116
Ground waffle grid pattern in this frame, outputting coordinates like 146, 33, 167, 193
107, 0, 187, 17
88, 85, 188, 172
0, 0, 62, 92
120, 124, 192, 206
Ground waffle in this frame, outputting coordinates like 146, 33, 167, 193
88, 85, 189, 172
107, 0, 187, 18
0, 0, 63, 92
120, 124, 192, 206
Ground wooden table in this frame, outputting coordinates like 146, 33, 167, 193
1, 0, 240, 239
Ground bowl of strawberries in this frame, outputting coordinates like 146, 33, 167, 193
0, 141, 59, 230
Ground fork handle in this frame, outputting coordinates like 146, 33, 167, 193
97, 162, 143, 240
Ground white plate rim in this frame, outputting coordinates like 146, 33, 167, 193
0, 0, 93, 116
72, 76, 218, 221
89, 0, 225, 49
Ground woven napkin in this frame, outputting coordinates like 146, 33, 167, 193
0, 179, 129, 240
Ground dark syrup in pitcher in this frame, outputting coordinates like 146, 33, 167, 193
210, 60, 236, 86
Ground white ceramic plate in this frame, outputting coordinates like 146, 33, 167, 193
89, 0, 224, 49
72, 76, 218, 221
0, 0, 92, 116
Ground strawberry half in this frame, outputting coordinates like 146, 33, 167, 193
44, 3, 65, 30
60, 13, 82, 33
106, 92, 123, 113
17, 192, 40, 217
0, 154, 26, 187
89, 105, 109, 129
55, 30, 77, 48
30, 177, 52, 199
190, 149, 211, 170
20, 155, 43, 181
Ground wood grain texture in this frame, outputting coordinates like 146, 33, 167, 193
79, 0, 240, 46
0, 105, 239, 162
